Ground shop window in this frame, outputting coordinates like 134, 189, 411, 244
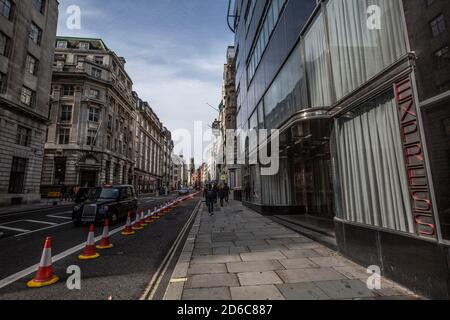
326, 0, 407, 101
334, 91, 414, 233
304, 14, 333, 108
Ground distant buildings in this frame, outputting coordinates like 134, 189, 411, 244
172, 154, 187, 190
134, 93, 166, 194
41, 36, 173, 194
0, 0, 59, 206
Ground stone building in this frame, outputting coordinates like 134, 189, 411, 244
171, 154, 186, 190
220, 46, 240, 189
133, 92, 164, 194
42, 37, 137, 189
161, 127, 174, 191
0, 0, 58, 206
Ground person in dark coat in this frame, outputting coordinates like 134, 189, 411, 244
223, 183, 230, 203
204, 185, 217, 215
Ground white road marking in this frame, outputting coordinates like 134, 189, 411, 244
141, 200, 201, 300
24, 220, 58, 226
0, 224, 127, 289
0, 226, 30, 233
46, 215, 72, 220
15, 221, 72, 238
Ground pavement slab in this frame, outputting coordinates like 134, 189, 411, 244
164, 200, 422, 301
238, 271, 283, 286
183, 287, 231, 300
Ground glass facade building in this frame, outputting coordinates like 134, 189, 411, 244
232, 0, 450, 299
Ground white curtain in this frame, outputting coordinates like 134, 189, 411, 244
261, 158, 292, 206
334, 91, 414, 233
327, 0, 408, 100
305, 14, 333, 108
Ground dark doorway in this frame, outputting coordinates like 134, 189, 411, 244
80, 171, 98, 188
54, 157, 67, 185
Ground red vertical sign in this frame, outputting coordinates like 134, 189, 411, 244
395, 78, 436, 238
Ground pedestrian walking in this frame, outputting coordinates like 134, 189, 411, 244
218, 186, 226, 207
204, 184, 217, 216
223, 183, 230, 203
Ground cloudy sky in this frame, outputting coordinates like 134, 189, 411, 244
57, 0, 234, 161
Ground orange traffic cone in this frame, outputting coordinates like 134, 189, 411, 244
79, 224, 100, 260
27, 237, 59, 288
97, 219, 113, 249
132, 211, 144, 230
141, 211, 148, 227
153, 207, 160, 220
122, 212, 135, 236
145, 209, 154, 223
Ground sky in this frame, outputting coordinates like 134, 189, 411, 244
57, 0, 234, 161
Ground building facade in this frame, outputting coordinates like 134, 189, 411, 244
133, 93, 165, 194
230, 0, 450, 298
42, 37, 137, 190
0, 0, 58, 206
172, 154, 187, 190
221, 46, 241, 189
161, 127, 174, 191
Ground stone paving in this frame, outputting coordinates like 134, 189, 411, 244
163, 200, 422, 300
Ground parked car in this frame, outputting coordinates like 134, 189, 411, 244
72, 185, 138, 227
178, 187, 190, 196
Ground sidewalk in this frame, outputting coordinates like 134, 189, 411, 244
164, 200, 421, 300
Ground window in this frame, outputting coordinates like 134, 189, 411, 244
54, 157, 66, 184
20, 87, 35, 107
56, 41, 67, 49
25, 54, 39, 76
58, 128, 70, 144
91, 67, 102, 78
94, 56, 103, 64
0, 32, 10, 57
430, 14, 446, 38
334, 91, 414, 233
60, 105, 72, 122
89, 88, 100, 99
0, 0, 12, 20
88, 107, 99, 122
16, 126, 31, 147
30, 22, 42, 45
327, 0, 407, 101
106, 135, 111, 149
107, 115, 112, 129
0, 72, 7, 93
87, 129, 97, 146
62, 85, 74, 96
79, 42, 89, 50
435, 45, 449, 68
75, 55, 86, 63
246, 0, 287, 83
8, 157, 27, 194
32, 0, 45, 14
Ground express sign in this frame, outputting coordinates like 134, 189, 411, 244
395, 78, 436, 238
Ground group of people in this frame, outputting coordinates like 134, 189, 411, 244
203, 183, 230, 216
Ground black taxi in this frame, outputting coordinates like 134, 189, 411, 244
72, 185, 138, 227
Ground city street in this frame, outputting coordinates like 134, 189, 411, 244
0, 195, 201, 300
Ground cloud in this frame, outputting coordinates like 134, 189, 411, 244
56, 0, 233, 163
